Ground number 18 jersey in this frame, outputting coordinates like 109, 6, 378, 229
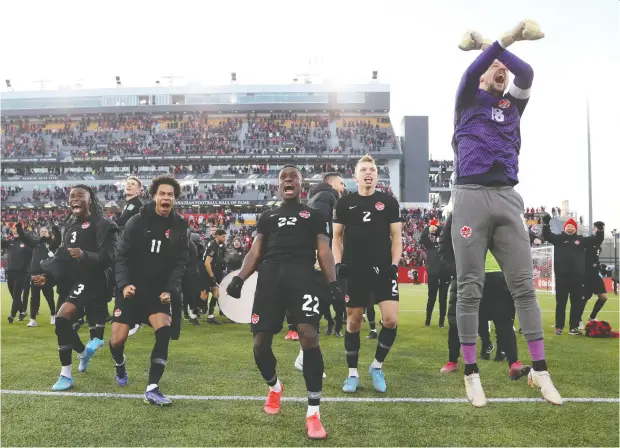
333, 191, 400, 267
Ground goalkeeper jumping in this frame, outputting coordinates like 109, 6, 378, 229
451, 20, 562, 407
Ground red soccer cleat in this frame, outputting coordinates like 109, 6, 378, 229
306, 413, 327, 440
284, 330, 294, 340
440, 361, 458, 374
509, 361, 532, 380
291, 331, 299, 341
264, 384, 283, 415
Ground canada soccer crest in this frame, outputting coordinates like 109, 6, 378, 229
114, 309, 122, 317
19, 243, 25, 248
165, 229, 171, 239
299, 210, 310, 219
81, 222, 90, 229
344, 295, 350, 303
460, 226, 472, 238
498, 99, 511, 109
375, 202, 385, 211
251, 313, 260, 324
575, 240, 580, 246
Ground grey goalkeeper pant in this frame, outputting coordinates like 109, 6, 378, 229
451, 185, 543, 344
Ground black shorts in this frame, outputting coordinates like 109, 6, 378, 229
344, 265, 399, 308
583, 270, 606, 297
252, 263, 320, 334
62, 279, 107, 309
113, 287, 172, 326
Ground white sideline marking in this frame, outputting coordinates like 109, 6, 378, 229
1, 389, 618, 403
399, 309, 617, 314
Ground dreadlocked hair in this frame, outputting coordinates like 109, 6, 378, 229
73, 184, 104, 217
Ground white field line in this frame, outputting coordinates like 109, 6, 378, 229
398, 309, 617, 314
1, 389, 618, 403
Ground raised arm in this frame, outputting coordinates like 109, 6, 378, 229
16, 222, 39, 248
455, 41, 506, 109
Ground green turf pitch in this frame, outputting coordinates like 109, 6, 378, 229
1, 283, 618, 447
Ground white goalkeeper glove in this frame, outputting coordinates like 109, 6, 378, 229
458, 30, 492, 51
500, 19, 545, 48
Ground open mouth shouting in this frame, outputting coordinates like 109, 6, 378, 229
494, 70, 506, 86
282, 183, 296, 197
71, 201, 84, 215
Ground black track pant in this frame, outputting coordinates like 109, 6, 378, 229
555, 274, 583, 330
426, 273, 450, 324
30, 283, 56, 319
7, 271, 28, 316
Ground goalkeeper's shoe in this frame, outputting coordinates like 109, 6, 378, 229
306, 413, 327, 440
464, 373, 487, 407
264, 384, 283, 415
52, 375, 74, 391
528, 370, 563, 405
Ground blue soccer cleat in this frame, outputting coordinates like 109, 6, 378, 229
116, 373, 128, 386
342, 376, 360, 393
52, 375, 74, 391
369, 366, 387, 393
144, 387, 172, 406
78, 346, 96, 373
87, 338, 105, 351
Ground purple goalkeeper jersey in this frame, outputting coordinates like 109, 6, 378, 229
452, 41, 534, 186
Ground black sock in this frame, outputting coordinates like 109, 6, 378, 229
208, 297, 218, 315
96, 324, 105, 340
89, 325, 98, 340
110, 341, 126, 377
532, 360, 548, 372
344, 331, 360, 369
148, 326, 171, 385
369, 321, 377, 331
71, 328, 86, 354
253, 342, 277, 385
590, 299, 606, 319
464, 363, 479, 375
374, 326, 397, 363
55, 317, 73, 366
302, 347, 324, 406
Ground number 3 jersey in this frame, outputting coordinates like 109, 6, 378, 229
333, 191, 400, 268
63, 216, 98, 284
257, 203, 328, 265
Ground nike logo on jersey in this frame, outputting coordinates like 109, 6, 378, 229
349, 206, 357, 209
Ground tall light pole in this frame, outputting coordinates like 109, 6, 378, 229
586, 99, 593, 232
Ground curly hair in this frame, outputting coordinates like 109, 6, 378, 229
72, 184, 104, 217
149, 175, 181, 199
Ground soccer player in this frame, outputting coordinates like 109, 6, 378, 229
420, 219, 450, 327
114, 176, 144, 336
203, 229, 227, 324
16, 222, 61, 326
2, 224, 33, 323
183, 233, 202, 325
226, 165, 342, 440
452, 21, 561, 406
542, 216, 604, 335
40, 185, 119, 391
332, 154, 402, 394
580, 222, 609, 322
110, 175, 189, 406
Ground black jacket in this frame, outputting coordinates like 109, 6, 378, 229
17, 224, 61, 275
437, 215, 456, 279
114, 196, 143, 229
542, 225, 604, 276
42, 214, 119, 293
115, 202, 189, 298
183, 239, 201, 295
420, 225, 444, 276
1, 236, 33, 273
306, 182, 339, 241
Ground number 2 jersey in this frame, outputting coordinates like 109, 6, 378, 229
333, 191, 400, 268
257, 202, 328, 265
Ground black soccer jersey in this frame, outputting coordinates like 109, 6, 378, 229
257, 203, 327, 265
64, 217, 98, 282
333, 191, 400, 266
204, 240, 227, 273
136, 213, 173, 288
